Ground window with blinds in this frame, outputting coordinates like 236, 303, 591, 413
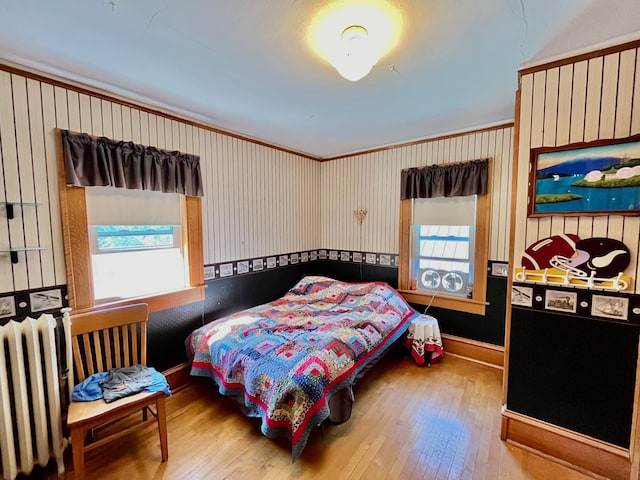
86, 187, 187, 302
411, 195, 477, 298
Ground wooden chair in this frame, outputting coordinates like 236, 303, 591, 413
66, 304, 168, 479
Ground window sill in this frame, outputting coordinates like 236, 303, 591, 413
73, 285, 206, 315
398, 289, 487, 316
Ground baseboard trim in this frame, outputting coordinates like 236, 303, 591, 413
501, 408, 630, 480
441, 334, 504, 369
163, 363, 193, 393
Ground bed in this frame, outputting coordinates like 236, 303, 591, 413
187, 275, 418, 460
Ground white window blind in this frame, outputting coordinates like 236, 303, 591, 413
85, 186, 181, 225
412, 196, 476, 226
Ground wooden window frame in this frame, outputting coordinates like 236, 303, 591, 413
398, 172, 491, 316
56, 129, 205, 314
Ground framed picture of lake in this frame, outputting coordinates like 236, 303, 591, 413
528, 135, 640, 217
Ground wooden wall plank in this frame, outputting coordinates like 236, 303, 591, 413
615, 49, 636, 138
90, 96, 102, 137
531, 71, 547, 149
111, 103, 122, 140
66, 91, 80, 132
563, 217, 579, 236
599, 53, 620, 139
556, 65, 573, 146
26, 78, 54, 287
632, 49, 640, 136
592, 216, 608, 238
101, 99, 113, 138
607, 216, 624, 241
78, 93, 91, 133
498, 128, 513, 261
121, 105, 132, 141
543, 68, 559, 147
0, 73, 27, 289
0, 71, 13, 291
41, 83, 66, 285
570, 61, 589, 144
584, 57, 604, 142
130, 109, 140, 143
622, 218, 640, 291
12, 75, 41, 288
516, 74, 534, 259
139, 111, 149, 145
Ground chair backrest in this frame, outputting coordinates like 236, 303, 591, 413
70, 303, 148, 384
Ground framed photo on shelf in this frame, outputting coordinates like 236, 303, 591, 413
591, 294, 629, 321
544, 289, 577, 313
528, 135, 640, 217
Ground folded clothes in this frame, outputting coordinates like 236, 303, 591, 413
72, 364, 171, 402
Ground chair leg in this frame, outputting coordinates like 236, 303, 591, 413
156, 396, 168, 461
70, 425, 86, 480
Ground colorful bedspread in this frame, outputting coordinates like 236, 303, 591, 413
187, 275, 417, 460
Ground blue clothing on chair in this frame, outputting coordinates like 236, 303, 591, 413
72, 372, 109, 401
72, 365, 171, 402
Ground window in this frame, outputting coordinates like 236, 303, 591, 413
413, 224, 474, 297
90, 225, 187, 301
59, 185, 204, 314
58, 129, 205, 314
411, 195, 476, 299
82, 187, 194, 305
399, 178, 490, 315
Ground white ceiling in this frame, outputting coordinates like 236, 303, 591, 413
0, 0, 639, 158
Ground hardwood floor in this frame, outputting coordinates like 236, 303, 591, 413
30, 350, 597, 480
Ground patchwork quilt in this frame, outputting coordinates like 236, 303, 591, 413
187, 275, 417, 460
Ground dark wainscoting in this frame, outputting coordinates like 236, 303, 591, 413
316, 260, 399, 288
416, 274, 508, 346
147, 301, 205, 372
507, 305, 639, 448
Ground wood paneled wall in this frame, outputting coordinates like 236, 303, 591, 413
0, 68, 320, 294
320, 125, 514, 261
513, 41, 640, 293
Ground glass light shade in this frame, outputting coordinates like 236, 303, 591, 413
329, 26, 377, 81
307, 1, 402, 82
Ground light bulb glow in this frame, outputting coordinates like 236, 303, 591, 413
308, 1, 402, 82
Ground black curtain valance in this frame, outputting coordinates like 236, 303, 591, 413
62, 130, 204, 197
400, 158, 488, 200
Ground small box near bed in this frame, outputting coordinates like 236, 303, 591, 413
186, 275, 418, 460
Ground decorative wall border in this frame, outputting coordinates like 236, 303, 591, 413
203, 249, 401, 280
203, 255, 513, 281
0, 284, 69, 325
321, 249, 400, 267
511, 282, 640, 326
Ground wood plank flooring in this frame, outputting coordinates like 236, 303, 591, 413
29, 349, 597, 479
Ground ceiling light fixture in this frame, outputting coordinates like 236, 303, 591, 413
308, 1, 402, 82
332, 25, 374, 82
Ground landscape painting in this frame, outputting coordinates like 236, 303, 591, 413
528, 136, 640, 216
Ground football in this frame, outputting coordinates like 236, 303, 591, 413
521, 233, 580, 270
